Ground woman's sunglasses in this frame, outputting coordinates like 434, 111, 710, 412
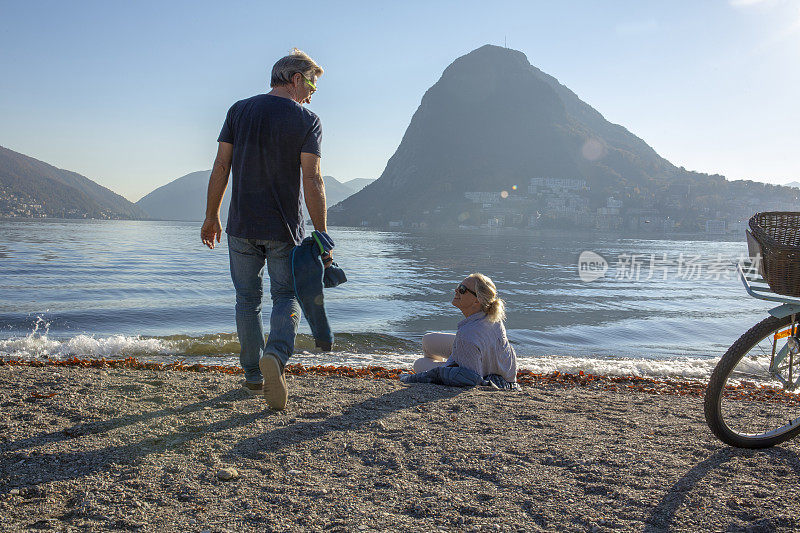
457, 283, 477, 296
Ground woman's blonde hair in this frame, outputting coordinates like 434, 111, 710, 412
270, 48, 324, 88
469, 272, 506, 323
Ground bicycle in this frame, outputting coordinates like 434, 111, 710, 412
704, 256, 800, 448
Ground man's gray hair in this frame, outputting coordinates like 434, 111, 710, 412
270, 48, 324, 88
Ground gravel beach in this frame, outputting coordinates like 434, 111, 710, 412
1, 362, 800, 532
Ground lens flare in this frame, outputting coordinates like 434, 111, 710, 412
581, 138, 605, 161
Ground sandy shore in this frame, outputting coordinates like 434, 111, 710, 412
1, 361, 800, 532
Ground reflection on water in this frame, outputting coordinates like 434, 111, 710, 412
0, 219, 773, 365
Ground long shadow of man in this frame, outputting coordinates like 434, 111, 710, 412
231, 385, 464, 459
1, 389, 246, 455
0, 383, 463, 495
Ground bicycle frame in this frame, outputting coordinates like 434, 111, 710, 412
738, 260, 800, 390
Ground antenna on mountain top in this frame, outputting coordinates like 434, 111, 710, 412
504, 36, 507, 48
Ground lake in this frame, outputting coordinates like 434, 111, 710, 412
0, 219, 770, 379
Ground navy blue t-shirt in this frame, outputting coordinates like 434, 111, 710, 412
218, 94, 322, 244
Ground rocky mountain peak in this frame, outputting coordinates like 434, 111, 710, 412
329, 44, 675, 227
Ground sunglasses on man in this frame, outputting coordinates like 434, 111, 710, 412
300, 73, 316, 94
457, 283, 477, 296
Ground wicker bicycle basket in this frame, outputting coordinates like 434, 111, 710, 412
749, 212, 800, 297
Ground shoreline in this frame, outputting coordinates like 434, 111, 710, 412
2, 362, 800, 531
1, 356, 711, 398
5, 357, 794, 403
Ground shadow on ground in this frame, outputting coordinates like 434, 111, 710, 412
644, 446, 800, 531
0, 383, 463, 495
230, 385, 463, 459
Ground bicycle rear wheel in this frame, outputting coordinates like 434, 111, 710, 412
704, 314, 800, 448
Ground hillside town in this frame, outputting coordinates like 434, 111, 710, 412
362, 177, 800, 235
0, 187, 48, 218
456, 177, 800, 234
0, 186, 117, 219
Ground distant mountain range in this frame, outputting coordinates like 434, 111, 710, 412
323, 176, 375, 207
329, 45, 800, 231
135, 171, 374, 221
135, 170, 220, 222
0, 141, 373, 221
343, 178, 374, 191
0, 145, 145, 219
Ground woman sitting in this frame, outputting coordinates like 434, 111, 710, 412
402, 273, 518, 387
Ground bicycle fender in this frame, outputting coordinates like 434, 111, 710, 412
768, 303, 800, 319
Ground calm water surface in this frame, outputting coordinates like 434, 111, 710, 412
0, 219, 771, 378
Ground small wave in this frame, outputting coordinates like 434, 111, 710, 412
0, 333, 178, 359
0, 331, 419, 360
515, 355, 716, 380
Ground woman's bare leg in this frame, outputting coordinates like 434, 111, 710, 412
421, 332, 456, 361
413, 357, 448, 373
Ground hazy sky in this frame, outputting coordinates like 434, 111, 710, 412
1, 0, 798, 201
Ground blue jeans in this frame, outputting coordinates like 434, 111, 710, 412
228, 235, 300, 383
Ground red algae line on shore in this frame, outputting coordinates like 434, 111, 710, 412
5, 356, 799, 402
0, 356, 714, 398
2, 357, 795, 403
6, 357, 794, 402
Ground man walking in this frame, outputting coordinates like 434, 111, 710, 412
201, 49, 327, 410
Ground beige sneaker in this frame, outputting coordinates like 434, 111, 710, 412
240, 380, 263, 397
259, 353, 288, 410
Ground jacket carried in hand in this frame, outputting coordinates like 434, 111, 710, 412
291, 230, 346, 351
